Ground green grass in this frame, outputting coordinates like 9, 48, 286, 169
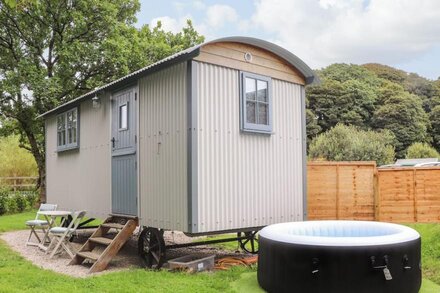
0, 210, 37, 232
1, 212, 440, 292
0, 238, 252, 292
407, 223, 440, 285
0, 209, 101, 233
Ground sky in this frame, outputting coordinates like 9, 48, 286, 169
136, 0, 440, 80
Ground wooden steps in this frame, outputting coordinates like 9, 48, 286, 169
101, 223, 125, 229
76, 251, 100, 261
69, 215, 138, 274
89, 237, 113, 245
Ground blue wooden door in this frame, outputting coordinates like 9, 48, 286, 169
111, 87, 137, 216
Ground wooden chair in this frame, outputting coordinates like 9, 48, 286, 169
46, 210, 87, 259
25, 204, 58, 246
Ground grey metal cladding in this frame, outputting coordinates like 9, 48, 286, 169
301, 87, 307, 220
39, 36, 318, 118
187, 60, 199, 233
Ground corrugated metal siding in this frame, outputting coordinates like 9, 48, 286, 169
194, 61, 304, 233
138, 62, 188, 231
46, 94, 111, 219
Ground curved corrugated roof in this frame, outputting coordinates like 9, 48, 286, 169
40, 36, 317, 118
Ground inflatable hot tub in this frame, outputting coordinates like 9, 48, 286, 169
258, 221, 421, 293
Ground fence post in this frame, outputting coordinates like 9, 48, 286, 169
413, 168, 418, 223
374, 168, 380, 221
335, 164, 340, 220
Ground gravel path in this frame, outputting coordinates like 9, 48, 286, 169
0, 229, 247, 278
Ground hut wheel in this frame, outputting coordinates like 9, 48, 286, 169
138, 227, 166, 269
237, 231, 259, 254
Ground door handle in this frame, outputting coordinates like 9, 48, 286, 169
111, 137, 115, 148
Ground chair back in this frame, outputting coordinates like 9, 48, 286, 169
35, 203, 58, 220
66, 210, 87, 234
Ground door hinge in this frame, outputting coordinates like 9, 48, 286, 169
135, 92, 137, 101
135, 135, 137, 144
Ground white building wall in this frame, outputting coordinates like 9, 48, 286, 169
138, 62, 188, 231
194, 61, 304, 233
46, 94, 111, 219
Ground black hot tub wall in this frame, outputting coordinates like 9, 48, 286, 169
258, 236, 421, 293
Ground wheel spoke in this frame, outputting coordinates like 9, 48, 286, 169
151, 251, 160, 263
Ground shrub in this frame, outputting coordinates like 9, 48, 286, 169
406, 143, 440, 159
13, 193, 27, 212
6, 196, 17, 214
0, 189, 8, 215
25, 191, 39, 209
308, 124, 396, 166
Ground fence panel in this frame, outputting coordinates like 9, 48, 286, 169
308, 163, 440, 223
377, 167, 440, 223
0, 176, 38, 191
307, 162, 376, 221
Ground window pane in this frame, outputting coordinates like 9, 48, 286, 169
57, 132, 62, 146
258, 103, 268, 125
245, 77, 256, 101
257, 80, 268, 102
57, 115, 65, 131
246, 101, 256, 124
70, 109, 77, 144
119, 104, 128, 129
67, 111, 73, 127
61, 130, 65, 146
72, 127, 77, 143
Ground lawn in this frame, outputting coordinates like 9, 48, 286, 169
0, 212, 439, 292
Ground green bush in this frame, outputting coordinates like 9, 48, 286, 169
25, 191, 39, 209
13, 193, 27, 212
0, 189, 8, 215
6, 196, 17, 214
406, 142, 440, 159
308, 124, 396, 166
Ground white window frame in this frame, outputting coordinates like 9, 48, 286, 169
240, 71, 273, 134
56, 107, 79, 152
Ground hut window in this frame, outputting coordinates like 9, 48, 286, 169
240, 72, 272, 133
56, 107, 79, 151
119, 103, 128, 130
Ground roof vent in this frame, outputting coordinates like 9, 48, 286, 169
244, 52, 253, 62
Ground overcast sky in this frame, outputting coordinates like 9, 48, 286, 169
136, 0, 440, 80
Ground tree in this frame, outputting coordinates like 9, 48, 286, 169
319, 63, 381, 88
308, 124, 395, 166
0, 0, 204, 202
372, 93, 430, 157
430, 105, 440, 150
307, 79, 376, 132
305, 109, 321, 145
405, 142, 439, 159
362, 63, 407, 85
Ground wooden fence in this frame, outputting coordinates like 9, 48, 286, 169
307, 162, 440, 223
0, 176, 38, 191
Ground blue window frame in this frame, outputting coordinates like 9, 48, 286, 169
240, 72, 272, 133
57, 107, 79, 151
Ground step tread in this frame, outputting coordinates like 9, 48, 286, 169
89, 237, 113, 246
101, 223, 125, 229
77, 251, 101, 261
